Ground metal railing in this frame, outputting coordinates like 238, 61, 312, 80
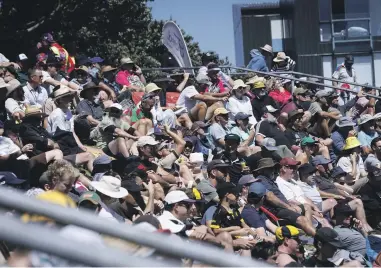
0, 188, 270, 267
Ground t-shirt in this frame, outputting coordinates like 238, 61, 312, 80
257, 120, 291, 148
176, 86, 199, 111
296, 181, 322, 205
5, 98, 26, 119
23, 83, 49, 108
0, 137, 20, 156
210, 205, 245, 230
275, 177, 306, 204
241, 205, 268, 229
364, 154, 381, 178
76, 99, 103, 120
201, 205, 217, 225
337, 156, 365, 181
334, 225, 366, 256
196, 179, 217, 203
47, 108, 73, 134
357, 131, 378, 148
226, 95, 257, 126
125, 106, 151, 124
209, 123, 230, 151
309, 102, 323, 116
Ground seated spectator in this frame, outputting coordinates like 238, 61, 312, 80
115, 57, 145, 92
5, 79, 25, 121
331, 116, 357, 156
284, 109, 309, 147
230, 113, 255, 148
365, 136, 381, 188
275, 225, 303, 267
226, 80, 256, 126
250, 81, 278, 123
205, 64, 229, 95
126, 92, 154, 135
23, 69, 48, 108
209, 108, 231, 152
296, 136, 331, 165
267, 78, 292, 106
357, 114, 378, 153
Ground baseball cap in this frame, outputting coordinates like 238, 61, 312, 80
110, 103, 123, 110
238, 175, 258, 186
315, 89, 335, 98
214, 108, 229, 116
298, 163, 317, 176
301, 136, 317, 146
216, 182, 240, 200
234, 112, 251, 121
137, 136, 159, 147
280, 158, 301, 167
78, 191, 101, 206
312, 155, 332, 166
315, 227, 345, 248
18, 53, 28, 61
275, 225, 300, 242
293, 87, 308, 96
331, 167, 347, 179
248, 182, 267, 199
333, 203, 355, 217
207, 159, 229, 172
262, 137, 277, 151
164, 190, 195, 204
0, 172, 26, 185
89, 57, 104, 63
224, 133, 240, 143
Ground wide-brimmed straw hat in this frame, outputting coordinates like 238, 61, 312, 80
246, 76, 265, 85
233, 79, 249, 90
53, 85, 76, 101
357, 114, 374, 125
120, 57, 134, 65
91, 175, 129, 199
24, 106, 48, 118
80, 82, 100, 98
254, 158, 280, 172
260, 44, 273, 55
145, 83, 162, 93
273, 52, 287, 63
343, 137, 361, 150
101, 66, 117, 74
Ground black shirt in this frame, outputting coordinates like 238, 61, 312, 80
285, 128, 309, 146
213, 151, 244, 185
257, 120, 292, 148
314, 176, 341, 195
76, 99, 104, 120
303, 256, 335, 267
251, 96, 278, 122
211, 205, 244, 229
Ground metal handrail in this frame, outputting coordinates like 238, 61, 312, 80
0, 215, 173, 267
0, 188, 269, 267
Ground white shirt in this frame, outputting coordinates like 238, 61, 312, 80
296, 181, 323, 205
98, 208, 119, 223
47, 108, 74, 134
337, 156, 365, 181
0, 136, 20, 156
176, 85, 199, 111
23, 82, 48, 108
226, 95, 257, 125
275, 176, 306, 204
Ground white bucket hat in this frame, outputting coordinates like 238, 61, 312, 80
232, 79, 249, 90
91, 176, 128, 199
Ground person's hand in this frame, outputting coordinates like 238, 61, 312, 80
233, 238, 255, 249
190, 225, 208, 240
291, 205, 302, 214
154, 199, 164, 210
79, 144, 87, 152
21, 144, 33, 153
350, 152, 357, 163
244, 227, 257, 237
183, 73, 190, 80
11, 63, 21, 70
12, 112, 22, 122
143, 179, 154, 194
135, 65, 142, 75
221, 97, 229, 102
163, 123, 170, 134
110, 92, 117, 101
357, 89, 365, 98
348, 130, 357, 137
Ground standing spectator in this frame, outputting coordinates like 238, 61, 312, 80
198, 51, 234, 88
246, 44, 273, 72
22, 69, 48, 108
332, 54, 357, 105
115, 57, 145, 92
271, 52, 296, 72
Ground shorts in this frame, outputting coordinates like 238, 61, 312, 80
63, 154, 77, 165
275, 208, 301, 225
102, 145, 121, 159
29, 153, 47, 167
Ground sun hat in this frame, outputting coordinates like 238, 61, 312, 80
232, 79, 249, 90
91, 175, 129, 199
120, 57, 134, 65
262, 137, 277, 151
24, 106, 47, 118
358, 114, 374, 125
259, 44, 273, 55
213, 107, 229, 116
275, 225, 300, 242
80, 82, 100, 98
137, 136, 159, 147
145, 83, 161, 93
293, 87, 308, 96
101, 66, 117, 74
314, 227, 345, 248
0, 78, 10, 88
315, 89, 337, 98
78, 191, 101, 206
5, 79, 21, 97
273, 52, 287, 63
246, 76, 266, 85
311, 155, 332, 166
76, 65, 89, 74
280, 157, 301, 167
52, 85, 75, 100
343, 137, 361, 150
336, 116, 356, 128
18, 53, 28, 61
301, 136, 317, 146
253, 81, 266, 89
288, 109, 304, 120
238, 175, 258, 186
89, 57, 104, 64
207, 159, 229, 173
189, 153, 204, 164
164, 190, 195, 205
254, 158, 280, 172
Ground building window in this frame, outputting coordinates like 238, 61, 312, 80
320, 23, 332, 42
319, 0, 331, 22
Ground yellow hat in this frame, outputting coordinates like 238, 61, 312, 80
232, 79, 249, 90
214, 108, 229, 116
21, 191, 76, 223
246, 76, 265, 85
343, 137, 361, 150
145, 83, 162, 93
253, 81, 266, 89
275, 225, 300, 241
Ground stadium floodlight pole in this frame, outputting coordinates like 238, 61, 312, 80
0, 188, 270, 267
232, 67, 381, 100
0, 215, 173, 267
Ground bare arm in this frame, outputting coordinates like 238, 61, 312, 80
114, 128, 138, 140
156, 166, 176, 184
176, 74, 189, 92
334, 183, 354, 195
163, 125, 185, 155
192, 94, 225, 102
266, 191, 294, 211
99, 82, 117, 100
86, 115, 101, 126
241, 129, 255, 147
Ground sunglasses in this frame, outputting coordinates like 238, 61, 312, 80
285, 165, 297, 170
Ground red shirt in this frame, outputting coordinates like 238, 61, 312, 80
269, 89, 291, 105
116, 70, 133, 86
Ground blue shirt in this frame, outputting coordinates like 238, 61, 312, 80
241, 204, 268, 229
246, 49, 269, 72
331, 131, 345, 155
357, 131, 378, 148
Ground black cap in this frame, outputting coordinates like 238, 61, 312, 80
0, 172, 26, 185
331, 167, 347, 179
216, 182, 240, 200
345, 55, 354, 64
207, 160, 229, 173
298, 163, 316, 176
224, 134, 240, 143
315, 227, 345, 248
334, 203, 355, 217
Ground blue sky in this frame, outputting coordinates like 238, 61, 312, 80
148, 0, 250, 65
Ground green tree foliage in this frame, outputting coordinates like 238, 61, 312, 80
0, 0, 209, 68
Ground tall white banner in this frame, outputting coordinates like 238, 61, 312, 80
162, 21, 194, 74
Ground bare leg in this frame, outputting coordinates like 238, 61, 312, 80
205, 101, 224, 121
215, 232, 234, 252
77, 173, 92, 188
321, 198, 337, 216
350, 177, 369, 194
135, 118, 153, 136
178, 113, 193, 129
108, 137, 129, 158
190, 102, 207, 121
45, 149, 63, 162
75, 152, 94, 172
348, 198, 373, 232
296, 216, 316, 236
179, 164, 194, 187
